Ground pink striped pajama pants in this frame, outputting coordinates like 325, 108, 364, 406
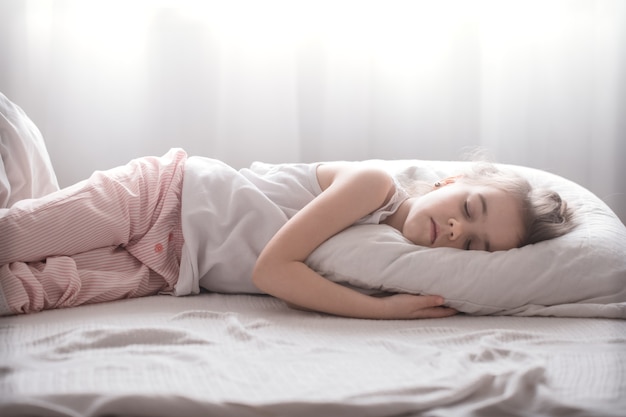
0, 148, 187, 315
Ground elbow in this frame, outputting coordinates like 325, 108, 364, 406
252, 256, 272, 294
253, 254, 292, 297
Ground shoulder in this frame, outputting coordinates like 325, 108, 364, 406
316, 162, 396, 205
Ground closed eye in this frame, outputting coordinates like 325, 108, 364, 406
464, 200, 471, 219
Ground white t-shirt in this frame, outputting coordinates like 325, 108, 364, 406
175, 157, 407, 296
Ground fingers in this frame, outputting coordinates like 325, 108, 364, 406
419, 295, 446, 308
410, 294, 458, 319
380, 293, 458, 319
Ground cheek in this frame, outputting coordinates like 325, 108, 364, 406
422, 187, 458, 209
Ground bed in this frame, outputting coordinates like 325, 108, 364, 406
1, 93, 626, 416
1, 293, 625, 417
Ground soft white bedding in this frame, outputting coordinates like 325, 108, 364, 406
2, 91, 625, 416
0, 92, 59, 207
1, 293, 624, 417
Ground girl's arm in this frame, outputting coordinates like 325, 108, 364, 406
252, 163, 456, 320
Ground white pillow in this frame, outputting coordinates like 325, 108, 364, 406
0, 92, 59, 207
306, 160, 626, 318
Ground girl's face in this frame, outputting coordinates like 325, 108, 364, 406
401, 182, 524, 252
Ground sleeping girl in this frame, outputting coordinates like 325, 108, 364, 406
0, 146, 574, 319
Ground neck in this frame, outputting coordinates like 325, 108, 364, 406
383, 198, 411, 232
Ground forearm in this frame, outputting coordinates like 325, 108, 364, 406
253, 261, 387, 319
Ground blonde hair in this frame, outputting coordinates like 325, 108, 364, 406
457, 163, 575, 247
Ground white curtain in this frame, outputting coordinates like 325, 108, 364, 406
1, 0, 624, 222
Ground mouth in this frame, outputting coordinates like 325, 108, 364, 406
430, 218, 438, 244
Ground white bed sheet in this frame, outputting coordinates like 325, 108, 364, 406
1, 293, 624, 417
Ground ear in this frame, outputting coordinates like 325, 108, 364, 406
433, 175, 462, 189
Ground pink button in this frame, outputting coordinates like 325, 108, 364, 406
155, 243, 164, 253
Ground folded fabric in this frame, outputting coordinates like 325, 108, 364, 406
0, 92, 59, 208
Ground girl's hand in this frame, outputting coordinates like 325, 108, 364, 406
379, 294, 458, 319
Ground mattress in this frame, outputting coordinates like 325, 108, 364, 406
1, 293, 624, 417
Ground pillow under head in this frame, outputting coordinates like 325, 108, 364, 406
306, 160, 626, 318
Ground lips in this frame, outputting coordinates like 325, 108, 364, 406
430, 218, 438, 244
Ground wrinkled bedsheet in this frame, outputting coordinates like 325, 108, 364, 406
1, 293, 624, 417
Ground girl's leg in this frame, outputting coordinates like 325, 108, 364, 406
0, 148, 186, 265
0, 246, 170, 315
0, 148, 186, 314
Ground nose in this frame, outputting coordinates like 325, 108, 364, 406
448, 218, 464, 241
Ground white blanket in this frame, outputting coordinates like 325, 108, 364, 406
1, 294, 624, 417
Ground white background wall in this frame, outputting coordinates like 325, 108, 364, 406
1, 0, 624, 222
